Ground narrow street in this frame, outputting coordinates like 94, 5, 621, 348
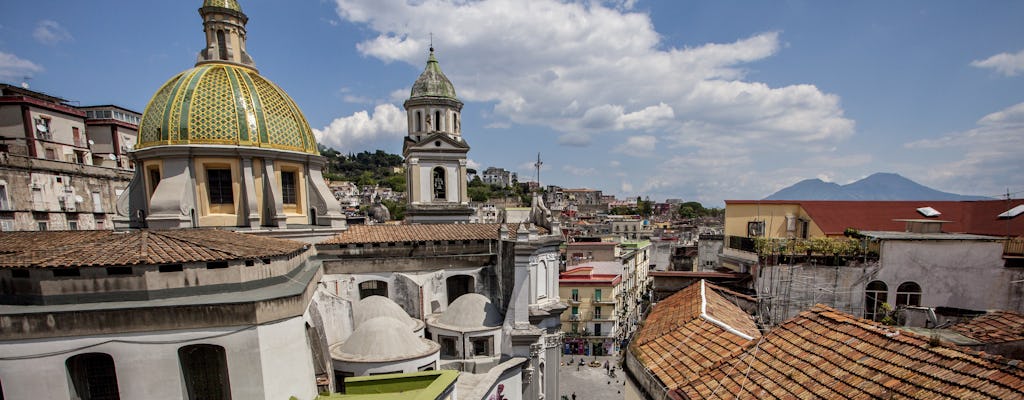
558, 355, 626, 400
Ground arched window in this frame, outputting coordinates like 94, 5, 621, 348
216, 30, 228, 60
453, 113, 459, 133
864, 280, 888, 321
896, 282, 922, 307
537, 260, 548, 299
415, 111, 422, 132
66, 353, 120, 400
432, 167, 446, 200
358, 280, 388, 299
446, 275, 474, 304
179, 344, 231, 400
434, 111, 441, 131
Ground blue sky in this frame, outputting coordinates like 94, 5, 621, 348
2, 0, 1023, 205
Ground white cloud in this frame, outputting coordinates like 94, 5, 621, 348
614, 135, 657, 157
971, 49, 1024, 77
0, 52, 44, 81
33, 20, 72, 45
467, 159, 481, 170
563, 165, 598, 176
332, 0, 854, 151
904, 102, 1024, 195
313, 103, 406, 152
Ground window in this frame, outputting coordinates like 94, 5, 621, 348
537, 260, 548, 298
434, 111, 441, 131
895, 282, 922, 307
747, 221, 765, 237
0, 182, 9, 210
446, 275, 474, 304
571, 306, 578, 316
69, 221, 79, 231
593, 323, 602, 336
864, 281, 888, 321
358, 280, 388, 299
179, 344, 231, 400
216, 30, 228, 60
439, 336, 458, 358
147, 167, 161, 198
470, 336, 493, 357
34, 117, 50, 139
106, 267, 132, 276
92, 192, 103, 213
594, 306, 602, 319
432, 167, 446, 200
594, 289, 602, 302
281, 171, 297, 205
571, 289, 578, 301
206, 262, 229, 269
206, 169, 233, 205
37, 221, 48, 231
159, 264, 183, 272
415, 111, 422, 132
571, 322, 578, 333
66, 353, 121, 400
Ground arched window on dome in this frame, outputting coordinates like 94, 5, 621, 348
358, 280, 388, 299
434, 111, 441, 132
216, 30, 228, 61
433, 167, 446, 200
415, 111, 422, 132
864, 280, 887, 321
446, 275, 474, 304
896, 282, 922, 307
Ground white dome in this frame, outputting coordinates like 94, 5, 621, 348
434, 293, 503, 331
354, 296, 421, 331
332, 317, 439, 362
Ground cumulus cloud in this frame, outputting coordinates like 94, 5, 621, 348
971, 49, 1024, 77
313, 103, 406, 152
614, 135, 657, 157
33, 20, 72, 45
0, 52, 44, 81
331, 0, 854, 150
467, 159, 481, 170
563, 165, 599, 176
904, 102, 1024, 195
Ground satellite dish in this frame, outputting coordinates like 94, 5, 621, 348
87, 140, 95, 145
108, 153, 117, 160
36, 124, 48, 133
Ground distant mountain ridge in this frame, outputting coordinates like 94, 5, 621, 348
765, 173, 991, 201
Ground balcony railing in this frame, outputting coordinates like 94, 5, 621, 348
568, 314, 580, 321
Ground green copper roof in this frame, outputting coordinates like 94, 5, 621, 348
410, 49, 457, 99
203, 0, 242, 12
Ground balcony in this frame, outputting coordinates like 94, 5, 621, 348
592, 313, 616, 322
1006, 238, 1024, 258
593, 297, 616, 305
568, 314, 581, 321
567, 297, 581, 305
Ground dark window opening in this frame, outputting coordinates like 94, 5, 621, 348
747, 221, 764, 237
334, 370, 354, 394
470, 336, 492, 357
53, 269, 80, 277
434, 111, 441, 131
106, 267, 133, 276
11, 269, 29, 278
179, 344, 231, 400
216, 30, 228, 61
864, 280, 888, 321
896, 282, 922, 307
358, 280, 388, 299
446, 275, 474, 305
206, 262, 229, 270
439, 336, 458, 358
261, 259, 271, 264
66, 353, 121, 400
148, 168, 161, 196
281, 171, 297, 205
244, 260, 255, 267
206, 169, 233, 205
159, 264, 183, 272
432, 167, 446, 200
415, 111, 422, 132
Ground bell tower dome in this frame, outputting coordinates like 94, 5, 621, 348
402, 48, 473, 224
197, 0, 255, 68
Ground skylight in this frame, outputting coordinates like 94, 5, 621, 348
998, 204, 1024, 219
916, 207, 941, 217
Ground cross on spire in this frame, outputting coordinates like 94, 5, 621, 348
534, 153, 543, 189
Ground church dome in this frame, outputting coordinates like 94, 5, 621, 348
136, 63, 318, 154
410, 49, 457, 100
203, 0, 242, 12
332, 317, 439, 362
434, 293, 503, 331
354, 295, 423, 332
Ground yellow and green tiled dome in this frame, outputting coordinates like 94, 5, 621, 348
137, 63, 317, 154
203, 0, 242, 12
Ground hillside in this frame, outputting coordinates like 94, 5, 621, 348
765, 173, 991, 201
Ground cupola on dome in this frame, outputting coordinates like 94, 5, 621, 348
410, 48, 458, 100
203, 0, 242, 12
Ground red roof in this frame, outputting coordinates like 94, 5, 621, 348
951, 310, 1024, 344
727, 200, 1024, 236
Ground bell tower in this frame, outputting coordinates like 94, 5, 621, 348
402, 48, 473, 224
197, 0, 256, 68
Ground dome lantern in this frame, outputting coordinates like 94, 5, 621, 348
198, 0, 254, 68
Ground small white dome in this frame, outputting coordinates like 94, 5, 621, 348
435, 293, 503, 331
354, 295, 421, 331
332, 317, 439, 362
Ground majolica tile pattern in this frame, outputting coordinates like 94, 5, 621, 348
677, 305, 1024, 400
631, 281, 761, 391
951, 310, 1024, 345
0, 230, 305, 268
203, 0, 241, 12
137, 63, 317, 154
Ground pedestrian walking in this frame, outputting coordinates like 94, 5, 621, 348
571, 392, 577, 400
604, 360, 609, 372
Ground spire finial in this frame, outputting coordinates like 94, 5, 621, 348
429, 32, 434, 53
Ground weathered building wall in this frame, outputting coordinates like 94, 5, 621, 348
756, 262, 878, 328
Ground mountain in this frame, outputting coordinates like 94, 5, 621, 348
764, 173, 991, 201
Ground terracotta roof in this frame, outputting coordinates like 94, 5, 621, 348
951, 310, 1024, 344
630, 280, 760, 391
0, 229, 306, 268
726, 200, 1024, 236
675, 304, 1024, 400
320, 223, 543, 244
